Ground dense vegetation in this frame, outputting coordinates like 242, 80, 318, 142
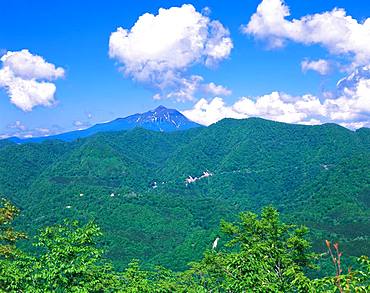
1, 200, 369, 292
0, 118, 369, 272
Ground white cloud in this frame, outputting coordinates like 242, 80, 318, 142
236, 92, 325, 123
1, 124, 63, 139
339, 121, 370, 129
166, 75, 203, 101
0, 49, 65, 111
299, 119, 322, 126
184, 92, 323, 126
183, 66, 370, 129
301, 59, 331, 75
109, 4, 233, 101
73, 120, 91, 130
1, 120, 65, 139
325, 72, 370, 121
240, 0, 370, 125
203, 82, 232, 96
74, 121, 84, 127
243, 0, 370, 66
183, 97, 245, 126
0, 134, 10, 140
202, 6, 211, 16
1, 50, 64, 80
35, 128, 53, 135
8, 120, 27, 131
156, 76, 231, 101
153, 93, 161, 100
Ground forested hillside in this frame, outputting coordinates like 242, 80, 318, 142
0, 118, 369, 271
2, 201, 369, 292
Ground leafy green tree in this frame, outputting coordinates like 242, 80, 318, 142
0, 198, 30, 292
119, 260, 154, 292
27, 220, 120, 292
1, 200, 369, 292
0, 198, 26, 258
189, 206, 316, 292
119, 261, 208, 292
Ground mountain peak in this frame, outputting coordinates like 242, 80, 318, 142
8, 106, 202, 143
154, 105, 168, 111
151, 105, 180, 116
133, 106, 200, 131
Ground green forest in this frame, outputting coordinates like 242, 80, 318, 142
0, 118, 369, 291
1, 200, 369, 292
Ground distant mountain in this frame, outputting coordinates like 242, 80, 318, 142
6, 105, 202, 143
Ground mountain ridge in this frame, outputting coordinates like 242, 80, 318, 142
6, 105, 202, 144
4, 106, 369, 144
1, 117, 368, 270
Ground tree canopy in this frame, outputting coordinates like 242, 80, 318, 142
1, 201, 369, 292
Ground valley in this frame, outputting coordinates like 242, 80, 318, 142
1, 117, 369, 271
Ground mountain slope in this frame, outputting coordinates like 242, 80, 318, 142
7, 106, 202, 143
1, 118, 369, 271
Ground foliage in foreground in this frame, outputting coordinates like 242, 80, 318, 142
0, 200, 369, 292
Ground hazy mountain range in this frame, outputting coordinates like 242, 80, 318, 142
6, 106, 202, 143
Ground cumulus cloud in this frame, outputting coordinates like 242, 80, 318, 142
339, 121, 370, 129
183, 92, 323, 126
326, 68, 370, 121
0, 49, 65, 111
183, 97, 246, 126
165, 75, 204, 101
203, 82, 232, 96
183, 66, 370, 129
301, 59, 331, 75
109, 4, 233, 101
243, 0, 370, 66
154, 75, 232, 101
240, 0, 370, 125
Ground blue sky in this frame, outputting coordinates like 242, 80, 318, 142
0, 0, 369, 137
